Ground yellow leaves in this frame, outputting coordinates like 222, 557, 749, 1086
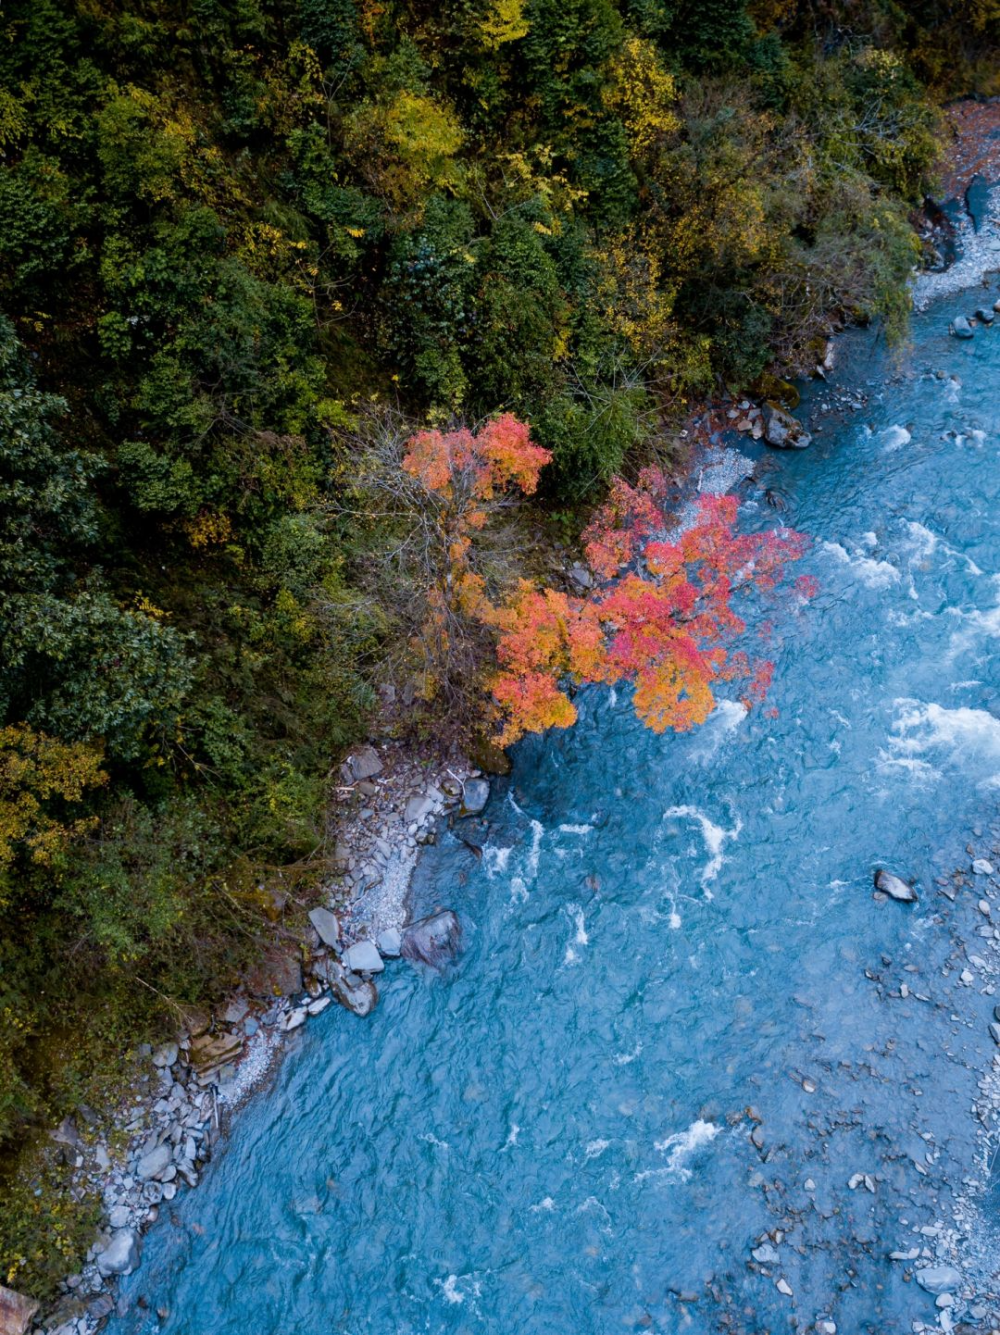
183, 511, 233, 550
479, 0, 531, 50
603, 36, 679, 159
0, 725, 107, 877
133, 593, 168, 619
594, 225, 676, 357
0, 87, 28, 150
346, 91, 464, 207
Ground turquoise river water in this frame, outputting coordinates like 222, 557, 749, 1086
109, 284, 1000, 1334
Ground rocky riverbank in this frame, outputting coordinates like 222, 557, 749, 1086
2, 742, 487, 1335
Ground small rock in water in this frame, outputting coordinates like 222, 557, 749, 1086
915, 1264, 962, 1295
973, 858, 994, 875
951, 316, 975, 339
975, 307, 995, 324
752, 1244, 780, 1264
775, 1278, 793, 1297
989, 1021, 1000, 1046
460, 778, 491, 816
762, 403, 811, 450
874, 870, 918, 903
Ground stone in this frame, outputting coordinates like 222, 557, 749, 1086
343, 940, 384, 974
976, 307, 996, 325
404, 795, 435, 824
51, 1116, 80, 1148
460, 778, 490, 816
762, 403, 811, 450
307, 996, 331, 1016
376, 927, 403, 958
96, 1229, 140, 1277
109, 1205, 130, 1229
568, 563, 593, 590
951, 316, 974, 339
341, 746, 383, 784
95, 1144, 111, 1171
282, 1007, 307, 1031
988, 1021, 1000, 1046
401, 910, 462, 969
136, 1143, 172, 1181
0, 1283, 39, 1335
776, 1278, 793, 1297
245, 946, 303, 999
915, 1265, 962, 1295
152, 1042, 178, 1069
874, 869, 918, 903
189, 1030, 243, 1073
221, 998, 249, 1026
308, 907, 341, 948
327, 963, 378, 1017
752, 1244, 779, 1264
973, 858, 994, 875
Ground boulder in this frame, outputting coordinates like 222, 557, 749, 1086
189, 1030, 244, 1077
405, 794, 435, 824
0, 1284, 39, 1335
308, 907, 341, 948
874, 870, 918, 903
245, 946, 303, 998
762, 404, 811, 450
376, 927, 403, 958
340, 746, 383, 784
136, 1143, 172, 1181
951, 316, 975, 339
460, 778, 490, 816
152, 1042, 178, 1069
401, 910, 462, 969
343, 940, 384, 974
50, 1116, 80, 1148
96, 1229, 140, 1278
975, 307, 995, 325
327, 962, 378, 1017
915, 1264, 962, 1295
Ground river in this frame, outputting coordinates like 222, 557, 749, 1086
106, 280, 1000, 1334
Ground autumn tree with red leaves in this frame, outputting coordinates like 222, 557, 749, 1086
353, 412, 810, 743
489, 468, 811, 745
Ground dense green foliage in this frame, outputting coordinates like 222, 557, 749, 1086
0, 0, 994, 1297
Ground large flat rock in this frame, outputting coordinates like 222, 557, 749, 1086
0, 1284, 40, 1335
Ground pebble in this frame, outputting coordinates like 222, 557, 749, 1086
974, 858, 994, 875
776, 1278, 793, 1297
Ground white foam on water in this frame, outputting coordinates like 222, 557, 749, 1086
638, 1120, 721, 1183
689, 699, 748, 762
421, 1133, 450, 1150
584, 1139, 610, 1161
437, 1275, 465, 1305
881, 424, 912, 451
526, 819, 544, 882
510, 876, 529, 905
886, 700, 1000, 783
558, 823, 593, 835
821, 540, 901, 589
501, 1123, 520, 1150
483, 845, 512, 878
663, 805, 742, 892
529, 1197, 555, 1212
613, 1042, 643, 1066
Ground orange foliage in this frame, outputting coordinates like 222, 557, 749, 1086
488, 477, 811, 746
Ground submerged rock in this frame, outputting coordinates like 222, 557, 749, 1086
975, 307, 996, 325
951, 316, 974, 339
401, 910, 462, 968
762, 403, 811, 450
0, 1284, 39, 1335
874, 870, 918, 903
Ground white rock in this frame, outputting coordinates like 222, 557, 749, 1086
343, 940, 384, 974
307, 996, 331, 1015
776, 1278, 793, 1297
135, 1144, 172, 1181
96, 1229, 140, 1276
973, 859, 994, 875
